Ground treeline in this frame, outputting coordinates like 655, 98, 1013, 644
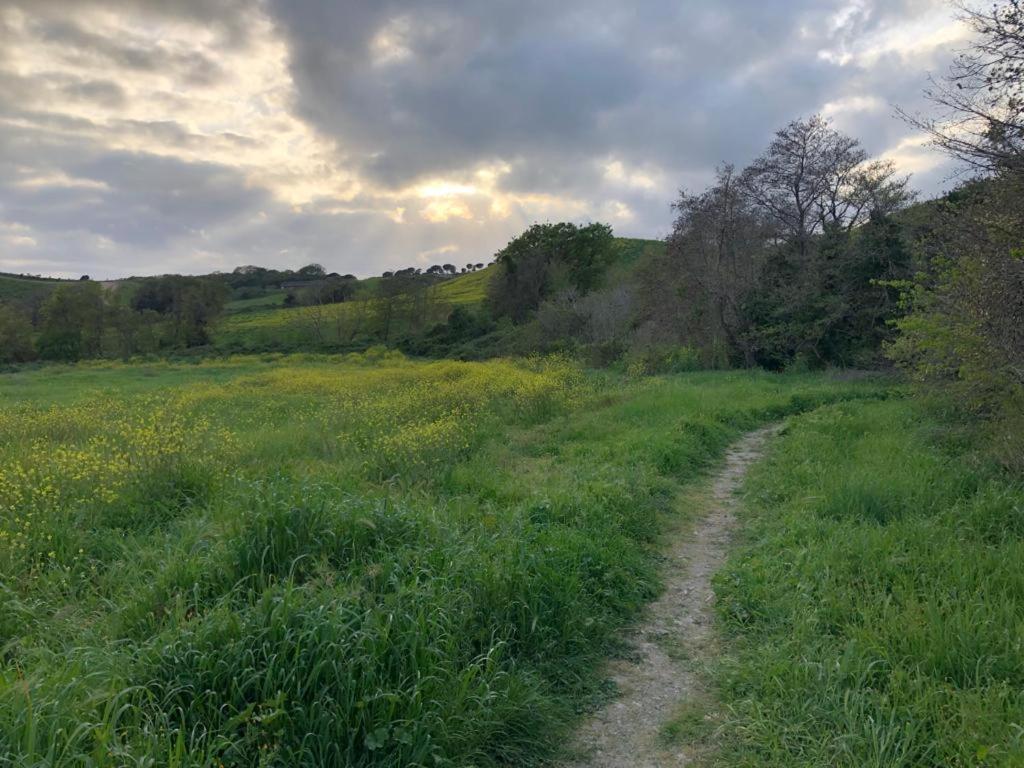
0, 257, 494, 361
888, 1, 1024, 468
464, 120, 914, 371
0, 276, 228, 363
280, 270, 462, 349
228, 262, 484, 309
647, 117, 915, 369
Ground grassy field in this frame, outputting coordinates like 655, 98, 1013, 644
0, 274, 64, 303
223, 292, 289, 315
432, 265, 493, 304
710, 399, 1024, 766
0, 356, 883, 766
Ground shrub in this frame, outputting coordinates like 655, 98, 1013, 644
624, 345, 702, 376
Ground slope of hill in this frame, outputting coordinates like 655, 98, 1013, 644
433, 264, 493, 304
3, 235, 665, 357
214, 266, 497, 351
0, 273, 66, 303
212, 237, 666, 353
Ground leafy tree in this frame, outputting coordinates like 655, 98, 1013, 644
297, 263, 326, 278
290, 276, 357, 308
131, 276, 227, 347
488, 222, 615, 322
374, 271, 418, 341
0, 304, 36, 363
889, 2, 1024, 468
821, 212, 913, 364
37, 282, 105, 361
888, 178, 1024, 410
108, 303, 160, 358
645, 118, 913, 369
739, 209, 913, 370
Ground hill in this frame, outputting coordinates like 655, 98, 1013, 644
0, 273, 67, 304
0, 234, 667, 360
212, 236, 665, 354
214, 265, 498, 352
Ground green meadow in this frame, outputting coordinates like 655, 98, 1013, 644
711, 399, 1024, 767
0, 356, 887, 766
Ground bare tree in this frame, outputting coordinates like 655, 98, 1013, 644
740, 115, 841, 256
335, 296, 372, 342
825, 160, 915, 232
739, 115, 911, 252
651, 165, 769, 363
901, 1, 1024, 175
578, 284, 633, 345
373, 272, 428, 341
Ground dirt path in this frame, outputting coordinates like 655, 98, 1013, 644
561, 426, 778, 768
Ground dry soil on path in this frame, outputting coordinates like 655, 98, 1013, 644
561, 425, 778, 768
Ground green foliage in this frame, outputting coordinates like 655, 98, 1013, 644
623, 345, 703, 376
0, 358, 882, 766
645, 117, 914, 370
37, 282, 105, 361
714, 399, 1024, 766
0, 304, 36, 363
131, 275, 228, 347
488, 222, 615, 322
887, 178, 1024, 417
34, 328, 82, 362
740, 215, 912, 369
0, 275, 229, 365
401, 306, 496, 358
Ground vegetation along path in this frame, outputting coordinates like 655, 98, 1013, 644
565, 425, 779, 768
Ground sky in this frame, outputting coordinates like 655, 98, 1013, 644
0, 0, 971, 279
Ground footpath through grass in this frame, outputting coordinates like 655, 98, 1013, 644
713, 398, 1024, 767
0, 356, 884, 766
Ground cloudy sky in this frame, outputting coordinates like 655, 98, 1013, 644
0, 0, 969, 279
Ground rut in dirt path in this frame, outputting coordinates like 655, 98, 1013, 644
561, 425, 778, 768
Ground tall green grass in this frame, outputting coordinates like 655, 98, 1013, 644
0, 360, 887, 765
714, 399, 1024, 767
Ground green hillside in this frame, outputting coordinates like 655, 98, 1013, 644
434, 264, 494, 304
213, 237, 664, 352
214, 266, 496, 351
2, 235, 665, 356
0, 273, 65, 303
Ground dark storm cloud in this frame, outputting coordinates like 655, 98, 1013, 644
268, 0, 647, 187
0, 122, 268, 247
0, 0, 964, 277
267, 0, 959, 193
